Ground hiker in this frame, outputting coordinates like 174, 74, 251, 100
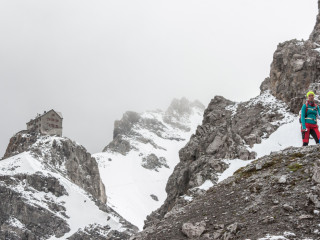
300, 91, 320, 146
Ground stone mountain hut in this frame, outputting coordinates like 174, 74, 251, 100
26, 109, 63, 136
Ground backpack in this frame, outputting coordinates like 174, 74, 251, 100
299, 100, 318, 123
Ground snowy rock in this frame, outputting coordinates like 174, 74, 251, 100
141, 154, 169, 171
3, 133, 107, 204
260, 37, 320, 114
0, 134, 138, 239
0, 174, 70, 239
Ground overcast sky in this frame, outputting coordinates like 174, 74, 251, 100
0, 0, 317, 157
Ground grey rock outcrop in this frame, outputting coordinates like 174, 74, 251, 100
0, 173, 70, 239
260, 39, 320, 114
103, 111, 141, 155
3, 132, 107, 204
141, 154, 169, 171
132, 145, 320, 239
3, 130, 38, 159
260, 1, 320, 114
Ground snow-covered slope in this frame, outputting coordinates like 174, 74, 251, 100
0, 153, 123, 239
93, 98, 204, 230
0, 134, 138, 239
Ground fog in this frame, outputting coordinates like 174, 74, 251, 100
0, 0, 317, 156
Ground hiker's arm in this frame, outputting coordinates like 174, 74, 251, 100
301, 104, 306, 130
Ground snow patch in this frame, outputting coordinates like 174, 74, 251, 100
196, 179, 214, 191
225, 103, 239, 117
258, 235, 289, 240
217, 159, 254, 183
6, 217, 26, 229
250, 118, 315, 159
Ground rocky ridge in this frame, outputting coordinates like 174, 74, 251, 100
135, 0, 320, 238
3, 132, 106, 204
0, 132, 139, 239
144, 91, 295, 230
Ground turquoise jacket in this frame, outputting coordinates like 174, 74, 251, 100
301, 102, 320, 129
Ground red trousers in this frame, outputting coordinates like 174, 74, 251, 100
302, 123, 320, 145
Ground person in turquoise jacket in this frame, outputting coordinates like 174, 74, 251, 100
301, 91, 320, 146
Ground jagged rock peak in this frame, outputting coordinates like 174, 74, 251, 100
103, 98, 205, 155
259, 1, 320, 114
143, 91, 295, 230
166, 97, 205, 117
113, 111, 141, 139
2, 131, 107, 204
259, 38, 320, 114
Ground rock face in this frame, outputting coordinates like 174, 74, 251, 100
3, 132, 107, 204
132, 145, 320, 239
3, 130, 38, 159
260, 39, 320, 114
260, 1, 320, 114
143, 91, 294, 229
0, 173, 70, 239
0, 133, 139, 239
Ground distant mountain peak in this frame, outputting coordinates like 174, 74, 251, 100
166, 97, 205, 116
103, 98, 204, 155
